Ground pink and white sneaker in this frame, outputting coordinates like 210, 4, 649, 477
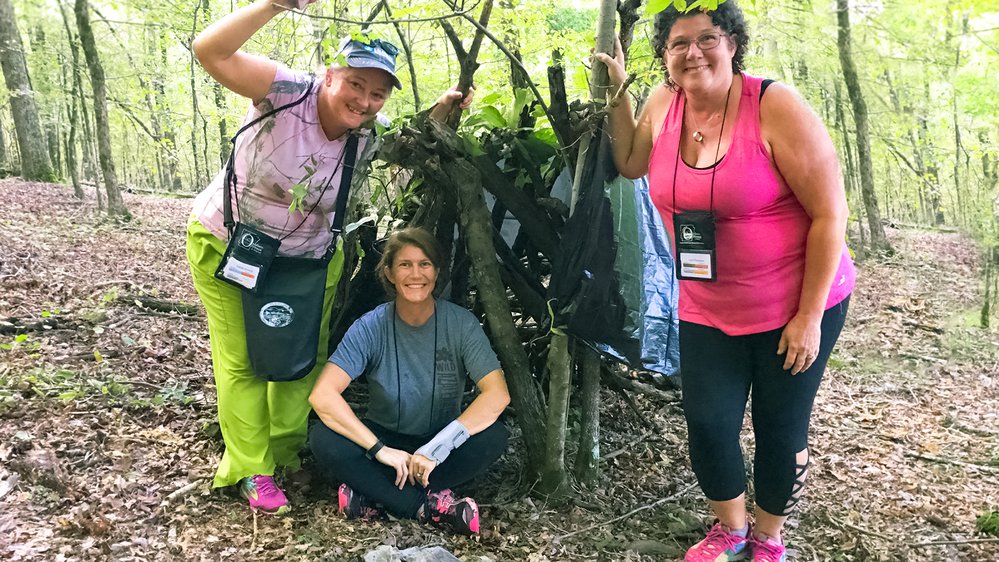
685, 522, 749, 561
748, 533, 787, 562
238, 475, 290, 514
423, 488, 480, 535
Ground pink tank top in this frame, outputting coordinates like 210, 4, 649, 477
648, 73, 855, 336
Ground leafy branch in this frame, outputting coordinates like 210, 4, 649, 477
645, 0, 729, 16
274, 0, 483, 25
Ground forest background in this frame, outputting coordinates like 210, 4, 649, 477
1, 0, 998, 560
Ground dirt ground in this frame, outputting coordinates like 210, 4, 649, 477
1, 179, 997, 561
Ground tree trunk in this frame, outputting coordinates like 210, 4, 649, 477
380, 0, 420, 112
443, 134, 547, 476
573, 345, 601, 486
74, 0, 129, 219
189, 2, 204, 188
213, 81, 229, 168
58, 0, 97, 197
951, 13, 968, 228
0, 0, 54, 181
836, 0, 889, 253
440, 0, 493, 129
539, 331, 571, 498
0, 114, 9, 172
982, 247, 994, 329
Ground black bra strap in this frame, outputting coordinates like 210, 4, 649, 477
760, 79, 775, 102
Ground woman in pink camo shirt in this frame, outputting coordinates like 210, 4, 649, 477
187, 0, 469, 514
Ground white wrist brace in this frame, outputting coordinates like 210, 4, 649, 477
415, 420, 470, 464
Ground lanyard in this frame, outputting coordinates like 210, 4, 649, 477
671, 80, 733, 215
221, 77, 360, 259
392, 302, 438, 434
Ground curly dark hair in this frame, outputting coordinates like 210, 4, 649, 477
376, 227, 445, 297
652, 2, 749, 87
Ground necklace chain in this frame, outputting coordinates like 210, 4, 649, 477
686, 104, 722, 143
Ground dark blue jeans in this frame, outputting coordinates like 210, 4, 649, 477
680, 296, 849, 516
309, 419, 509, 518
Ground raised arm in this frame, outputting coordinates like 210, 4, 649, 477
593, 37, 669, 179
309, 363, 413, 489
191, 0, 313, 103
760, 83, 848, 375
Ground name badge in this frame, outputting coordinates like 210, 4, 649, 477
673, 210, 717, 282
214, 223, 281, 293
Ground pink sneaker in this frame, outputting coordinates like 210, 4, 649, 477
238, 475, 290, 514
748, 533, 787, 562
337, 483, 385, 520
422, 488, 480, 535
685, 522, 749, 561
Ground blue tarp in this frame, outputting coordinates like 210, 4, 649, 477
548, 130, 680, 377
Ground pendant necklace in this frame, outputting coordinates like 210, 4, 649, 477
686, 104, 721, 143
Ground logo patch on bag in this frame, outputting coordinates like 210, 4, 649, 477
259, 302, 294, 328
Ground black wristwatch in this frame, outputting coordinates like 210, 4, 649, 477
365, 439, 385, 460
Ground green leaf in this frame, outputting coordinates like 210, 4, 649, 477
461, 133, 485, 157
41, 311, 51, 318
506, 88, 531, 128
58, 391, 79, 402
673, 0, 688, 12
15, 334, 27, 343
645, 0, 672, 16
478, 106, 507, 128
94, 349, 103, 363
390, 5, 422, 18
480, 92, 503, 105
287, 182, 308, 215
533, 127, 558, 146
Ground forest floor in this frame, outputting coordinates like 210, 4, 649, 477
1, 179, 997, 562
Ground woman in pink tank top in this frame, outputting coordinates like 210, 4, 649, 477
596, 2, 855, 560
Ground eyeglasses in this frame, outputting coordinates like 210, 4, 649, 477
666, 32, 728, 56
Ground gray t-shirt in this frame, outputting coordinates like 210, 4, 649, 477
330, 300, 502, 436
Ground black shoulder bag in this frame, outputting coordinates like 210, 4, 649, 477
212, 78, 362, 382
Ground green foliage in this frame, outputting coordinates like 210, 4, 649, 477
547, 7, 597, 33
0, 364, 193, 410
0, 0, 994, 247
0, 334, 36, 351
976, 510, 999, 537
646, 0, 729, 16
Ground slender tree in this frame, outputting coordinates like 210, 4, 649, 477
74, 0, 129, 218
836, 0, 890, 254
0, 0, 54, 181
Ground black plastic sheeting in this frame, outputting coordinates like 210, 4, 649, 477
549, 130, 680, 377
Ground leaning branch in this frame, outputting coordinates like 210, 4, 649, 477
444, 1, 568, 152
274, 0, 482, 25
911, 537, 999, 547
379, 0, 421, 111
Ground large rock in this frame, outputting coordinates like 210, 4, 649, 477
363, 545, 489, 562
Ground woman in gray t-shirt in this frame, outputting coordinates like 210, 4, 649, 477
309, 228, 510, 535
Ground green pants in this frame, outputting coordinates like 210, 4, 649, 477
186, 218, 342, 488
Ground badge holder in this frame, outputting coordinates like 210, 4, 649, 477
213, 223, 281, 293
669, 83, 732, 284
673, 210, 716, 282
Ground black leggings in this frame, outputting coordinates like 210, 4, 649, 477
680, 297, 849, 516
309, 419, 509, 518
